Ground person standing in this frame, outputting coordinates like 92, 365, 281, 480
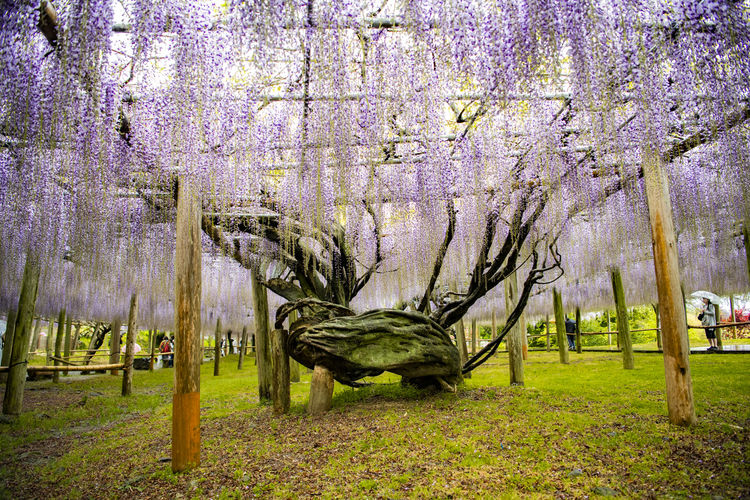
699, 297, 718, 350
565, 316, 577, 351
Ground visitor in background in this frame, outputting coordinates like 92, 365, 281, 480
169, 335, 175, 367
565, 316, 576, 350
159, 336, 171, 366
699, 298, 718, 351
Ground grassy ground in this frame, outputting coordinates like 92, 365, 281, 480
0, 349, 748, 499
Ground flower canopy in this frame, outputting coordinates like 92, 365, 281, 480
0, 0, 748, 328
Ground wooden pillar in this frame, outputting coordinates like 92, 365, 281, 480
53, 309, 65, 384
744, 226, 750, 287
109, 318, 122, 376
730, 296, 736, 339
713, 303, 722, 348
251, 269, 272, 402
642, 151, 695, 425
575, 307, 582, 354
491, 311, 497, 340
455, 318, 470, 379
213, 317, 221, 376
606, 311, 612, 349
0, 309, 17, 383
289, 310, 300, 383
505, 270, 524, 385
45, 319, 53, 366
270, 329, 290, 414
308, 365, 334, 415
122, 293, 138, 396
611, 268, 635, 369
30, 318, 42, 353
63, 315, 72, 376
470, 319, 477, 355
172, 175, 202, 472
149, 329, 155, 371
224, 330, 231, 356
238, 326, 247, 370
545, 315, 550, 352
71, 323, 81, 353
2, 254, 40, 416
653, 304, 662, 349
552, 288, 569, 364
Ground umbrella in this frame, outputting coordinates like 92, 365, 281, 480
690, 291, 721, 304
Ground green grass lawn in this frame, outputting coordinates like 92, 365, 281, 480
0, 349, 748, 499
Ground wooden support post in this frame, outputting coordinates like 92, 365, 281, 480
505, 270, 524, 385
0, 309, 17, 384
109, 318, 122, 376
30, 318, 42, 353
308, 365, 334, 415
238, 326, 247, 370
545, 315, 550, 352
45, 319, 53, 366
172, 175, 202, 472
53, 309, 65, 383
575, 307, 582, 354
491, 311, 497, 340
552, 288, 569, 364
2, 254, 40, 416
251, 269, 272, 402
122, 293, 138, 396
71, 322, 81, 353
730, 296, 736, 339
611, 268, 634, 369
713, 303, 722, 348
606, 311, 612, 349
62, 315, 72, 376
455, 318, 470, 379
270, 329, 290, 414
744, 226, 750, 287
471, 318, 477, 355
289, 310, 300, 383
653, 304, 662, 349
149, 329, 155, 371
643, 151, 695, 425
213, 317, 221, 376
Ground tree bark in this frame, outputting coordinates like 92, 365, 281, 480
0, 309, 17, 383
109, 318, 122, 375
172, 175, 202, 472
271, 329, 290, 414
505, 270, 524, 385
213, 317, 221, 376
2, 254, 40, 416
611, 268, 634, 369
122, 294, 138, 396
552, 288, 569, 364
308, 365, 334, 415
53, 309, 65, 383
251, 269, 272, 402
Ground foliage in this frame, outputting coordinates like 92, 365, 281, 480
0, 352, 748, 498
